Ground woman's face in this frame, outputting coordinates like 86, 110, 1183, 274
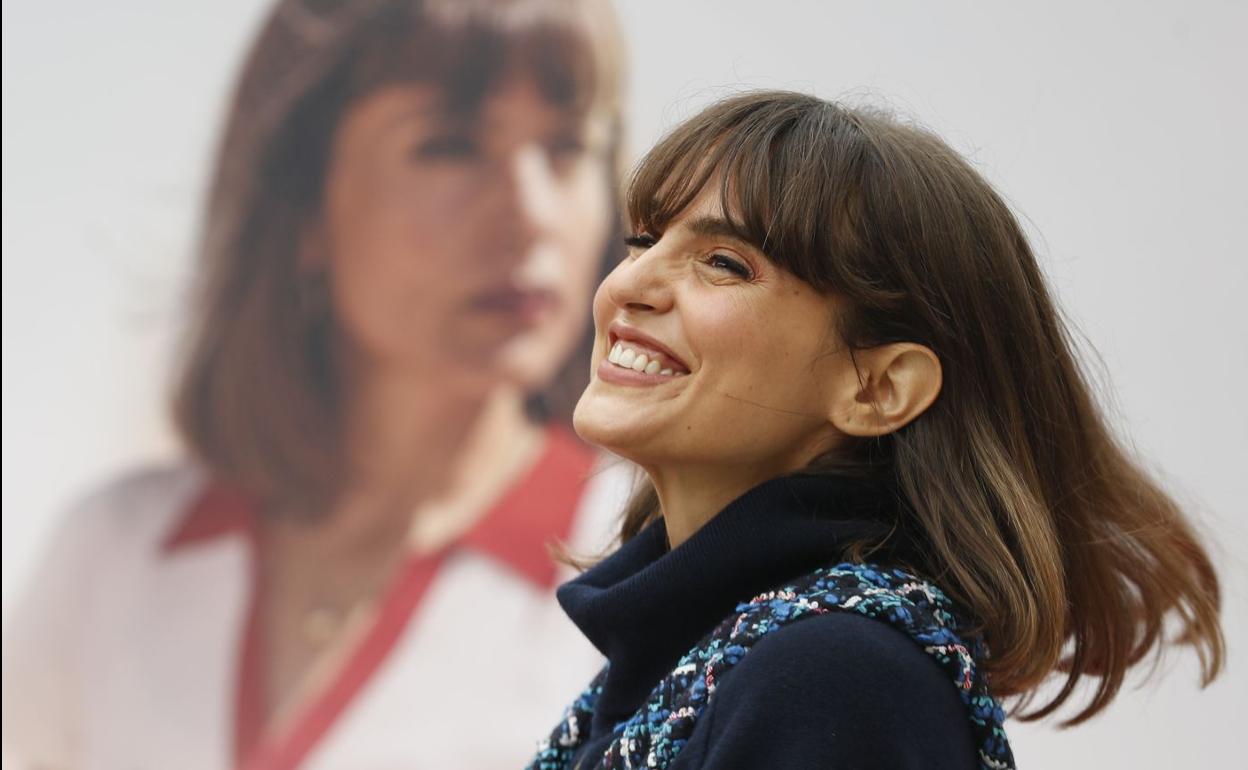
573, 186, 850, 476
314, 77, 612, 390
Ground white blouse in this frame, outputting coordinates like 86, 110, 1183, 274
2, 427, 633, 770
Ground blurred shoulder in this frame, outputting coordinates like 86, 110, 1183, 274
57, 461, 207, 551
6, 463, 210, 651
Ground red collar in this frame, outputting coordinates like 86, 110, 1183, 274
162, 426, 598, 590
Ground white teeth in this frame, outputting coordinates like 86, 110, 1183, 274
607, 340, 689, 377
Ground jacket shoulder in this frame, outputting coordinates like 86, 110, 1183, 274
687, 612, 979, 769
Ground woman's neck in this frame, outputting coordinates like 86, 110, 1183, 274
645, 462, 789, 549
320, 369, 541, 551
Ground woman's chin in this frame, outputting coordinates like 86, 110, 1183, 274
572, 397, 650, 461
491, 335, 565, 387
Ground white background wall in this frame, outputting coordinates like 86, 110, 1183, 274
3, 0, 1245, 766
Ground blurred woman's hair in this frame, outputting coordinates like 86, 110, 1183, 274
173, 0, 626, 512
610, 90, 1224, 725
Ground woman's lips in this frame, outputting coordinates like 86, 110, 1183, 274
596, 356, 687, 387
469, 287, 556, 324
597, 338, 691, 386
606, 322, 691, 372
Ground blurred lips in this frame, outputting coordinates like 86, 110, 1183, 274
469, 286, 557, 324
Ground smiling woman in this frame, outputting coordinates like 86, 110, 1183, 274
530, 91, 1226, 770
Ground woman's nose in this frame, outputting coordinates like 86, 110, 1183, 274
495, 145, 559, 246
605, 245, 674, 313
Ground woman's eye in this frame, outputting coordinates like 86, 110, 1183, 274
548, 135, 589, 159
706, 253, 753, 279
623, 233, 656, 250
546, 137, 592, 176
411, 133, 480, 160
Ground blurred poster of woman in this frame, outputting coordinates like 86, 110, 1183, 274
2, 1, 632, 768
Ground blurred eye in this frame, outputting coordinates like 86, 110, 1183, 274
411, 133, 480, 161
705, 253, 753, 280
548, 134, 589, 159
547, 132, 601, 176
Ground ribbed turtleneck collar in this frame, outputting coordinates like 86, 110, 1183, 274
556, 471, 898, 736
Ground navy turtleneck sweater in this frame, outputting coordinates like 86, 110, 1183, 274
553, 473, 978, 769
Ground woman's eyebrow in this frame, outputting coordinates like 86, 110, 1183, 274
682, 215, 755, 247
377, 105, 470, 140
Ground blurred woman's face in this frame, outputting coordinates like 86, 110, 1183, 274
314, 77, 612, 391
573, 185, 847, 476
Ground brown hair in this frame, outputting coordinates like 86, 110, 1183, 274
173, 0, 626, 512
612, 90, 1224, 724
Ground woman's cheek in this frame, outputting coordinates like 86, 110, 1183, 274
688, 295, 750, 348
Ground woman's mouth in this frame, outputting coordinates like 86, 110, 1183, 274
469, 287, 556, 324
605, 339, 688, 377
596, 334, 691, 387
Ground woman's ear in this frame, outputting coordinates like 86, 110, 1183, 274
827, 343, 942, 437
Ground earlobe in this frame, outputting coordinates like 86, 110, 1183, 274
829, 343, 942, 438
